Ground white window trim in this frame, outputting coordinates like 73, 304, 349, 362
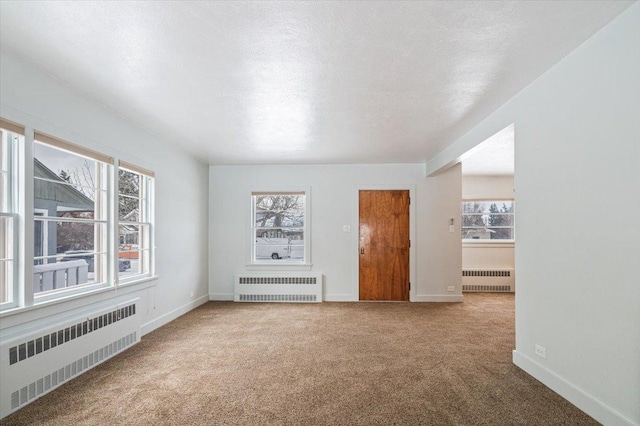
0, 127, 21, 310
462, 199, 515, 243
0, 120, 159, 313
247, 187, 311, 267
32, 139, 112, 299
117, 162, 156, 285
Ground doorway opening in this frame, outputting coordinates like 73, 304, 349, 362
460, 123, 515, 295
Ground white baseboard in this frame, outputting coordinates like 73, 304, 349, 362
513, 350, 638, 426
209, 292, 233, 301
141, 295, 209, 336
209, 293, 465, 303
413, 294, 464, 302
324, 294, 356, 302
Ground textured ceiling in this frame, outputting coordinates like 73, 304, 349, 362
462, 124, 514, 176
0, 1, 633, 165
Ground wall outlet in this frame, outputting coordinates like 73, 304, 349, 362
447, 285, 455, 292
535, 344, 547, 359
189, 291, 194, 298
343, 225, 351, 233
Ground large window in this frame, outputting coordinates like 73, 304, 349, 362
118, 162, 154, 282
33, 133, 111, 296
462, 200, 514, 241
0, 118, 157, 312
251, 192, 307, 263
0, 120, 22, 308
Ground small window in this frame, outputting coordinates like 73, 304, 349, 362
462, 200, 514, 241
33, 133, 111, 297
251, 192, 307, 263
0, 121, 22, 308
118, 162, 154, 282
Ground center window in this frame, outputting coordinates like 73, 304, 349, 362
33, 133, 111, 297
251, 192, 306, 263
462, 200, 515, 241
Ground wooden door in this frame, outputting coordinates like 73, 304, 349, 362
359, 190, 410, 301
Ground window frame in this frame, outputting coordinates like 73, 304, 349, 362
461, 199, 515, 243
117, 161, 155, 284
249, 188, 310, 266
32, 133, 113, 302
0, 121, 158, 314
0, 123, 21, 310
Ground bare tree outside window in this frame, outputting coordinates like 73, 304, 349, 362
462, 201, 514, 240
253, 194, 306, 261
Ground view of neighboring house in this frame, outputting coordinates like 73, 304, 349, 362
33, 159, 94, 262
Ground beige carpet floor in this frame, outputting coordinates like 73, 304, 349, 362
2, 294, 598, 425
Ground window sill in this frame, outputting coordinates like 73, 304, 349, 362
118, 275, 160, 288
462, 241, 514, 248
0, 276, 159, 319
245, 263, 313, 271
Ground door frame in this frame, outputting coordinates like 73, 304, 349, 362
352, 184, 417, 302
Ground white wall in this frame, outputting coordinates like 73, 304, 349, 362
209, 163, 462, 302
0, 51, 209, 335
462, 175, 514, 200
462, 175, 515, 272
427, 5, 640, 425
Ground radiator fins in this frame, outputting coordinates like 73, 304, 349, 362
462, 285, 511, 292
239, 294, 317, 302
462, 270, 511, 277
234, 273, 323, 303
10, 332, 137, 411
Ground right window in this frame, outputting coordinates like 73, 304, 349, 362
118, 161, 154, 282
462, 200, 514, 241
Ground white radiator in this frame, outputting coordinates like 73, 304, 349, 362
234, 273, 323, 303
0, 297, 140, 419
462, 269, 515, 292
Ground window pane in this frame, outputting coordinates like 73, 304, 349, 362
254, 195, 304, 228
0, 260, 12, 304
0, 216, 13, 260
34, 180, 97, 217
34, 142, 100, 223
118, 167, 153, 281
1, 130, 17, 307
0, 133, 6, 172
0, 171, 7, 212
34, 219, 105, 261
462, 214, 487, 227
118, 224, 149, 249
33, 253, 105, 294
0, 216, 14, 304
118, 251, 144, 278
255, 239, 294, 260
118, 224, 149, 279
35, 142, 97, 190
254, 229, 304, 260
487, 227, 515, 240
462, 201, 513, 214
462, 200, 514, 241
1, 132, 11, 213
119, 169, 140, 197
119, 194, 140, 221
252, 193, 306, 263
488, 214, 514, 227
